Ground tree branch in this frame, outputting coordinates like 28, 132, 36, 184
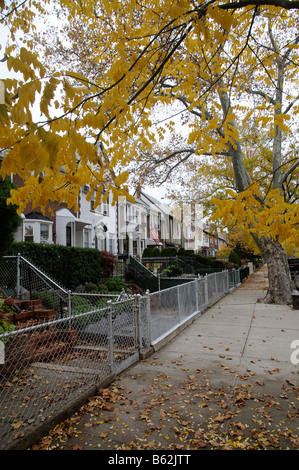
281, 158, 299, 184
219, 0, 299, 10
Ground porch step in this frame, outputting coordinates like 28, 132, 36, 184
14, 299, 43, 311
1, 298, 56, 325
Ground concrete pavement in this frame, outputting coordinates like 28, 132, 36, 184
33, 266, 299, 451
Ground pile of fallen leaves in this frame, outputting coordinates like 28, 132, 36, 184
31, 359, 299, 451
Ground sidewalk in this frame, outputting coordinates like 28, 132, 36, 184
32, 266, 299, 451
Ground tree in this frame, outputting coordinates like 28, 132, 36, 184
0, 0, 298, 303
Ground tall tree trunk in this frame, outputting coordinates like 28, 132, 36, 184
254, 236, 293, 304
218, 85, 294, 305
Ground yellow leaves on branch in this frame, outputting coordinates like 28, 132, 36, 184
212, 183, 299, 249
1, 0, 298, 218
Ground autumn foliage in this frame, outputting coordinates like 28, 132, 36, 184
0, 0, 298, 302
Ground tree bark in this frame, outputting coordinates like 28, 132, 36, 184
254, 236, 293, 304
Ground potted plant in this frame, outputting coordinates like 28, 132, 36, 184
0, 296, 17, 324
163, 265, 183, 277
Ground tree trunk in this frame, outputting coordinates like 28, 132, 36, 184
255, 236, 293, 304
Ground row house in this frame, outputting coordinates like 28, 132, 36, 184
201, 226, 228, 257
10, 176, 187, 257
137, 190, 182, 250
11, 181, 226, 258
2, 149, 224, 257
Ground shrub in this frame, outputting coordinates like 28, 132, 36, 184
0, 318, 15, 343
100, 250, 117, 277
194, 255, 213, 267
9, 242, 102, 289
142, 247, 162, 257
163, 265, 183, 276
142, 247, 155, 257
85, 283, 98, 293
102, 277, 127, 292
228, 250, 242, 267
209, 259, 226, 268
161, 247, 178, 257
97, 283, 110, 294
0, 177, 21, 258
221, 261, 235, 270
178, 247, 195, 256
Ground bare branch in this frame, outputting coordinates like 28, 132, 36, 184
245, 87, 275, 105
281, 158, 299, 184
219, 0, 299, 10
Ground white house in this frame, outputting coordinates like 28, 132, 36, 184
138, 191, 182, 249
10, 175, 214, 257
117, 194, 149, 257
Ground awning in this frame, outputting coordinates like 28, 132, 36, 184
146, 239, 163, 246
56, 208, 92, 228
119, 222, 140, 234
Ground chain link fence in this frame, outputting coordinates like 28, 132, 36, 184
149, 270, 230, 345
0, 255, 243, 450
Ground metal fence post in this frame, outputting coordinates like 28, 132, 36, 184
214, 272, 218, 298
177, 285, 181, 323
145, 290, 151, 346
68, 290, 72, 316
136, 294, 142, 352
107, 300, 114, 373
195, 279, 199, 312
237, 268, 240, 285
16, 253, 21, 299
204, 274, 208, 306
67, 290, 72, 328
224, 270, 229, 293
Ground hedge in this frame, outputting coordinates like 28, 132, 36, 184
8, 242, 102, 289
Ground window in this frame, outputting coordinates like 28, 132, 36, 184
25, 224, 34, 242
101, 200, 109, 216
98, 236, 105, 251
40, 224, 49, 242
96, 193, 109, 215
66, 226, 72, 246
84, 230, 89, 248
90, 192, 95, 211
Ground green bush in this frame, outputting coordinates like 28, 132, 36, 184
194, 255, 213, 267
0, 177, 22, 258
142, 247, 161, 257
9, 242, 102, 289
142, 247, 155, 257
209, 259, 226, 268
71, 296, 90, 315
228, 250, 242, 267
161, 247, 178, 257
102, 277, 127, 292
85, 283, 98, 293
163, 265, 183, 276
97, 283, 110, 294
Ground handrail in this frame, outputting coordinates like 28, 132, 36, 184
129, 256, 158, 279
4, 255, 68, 295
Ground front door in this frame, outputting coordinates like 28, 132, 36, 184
66, 225, 72, 246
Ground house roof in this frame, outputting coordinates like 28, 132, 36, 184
25, 211, 52, 222
141, 191, 172, 216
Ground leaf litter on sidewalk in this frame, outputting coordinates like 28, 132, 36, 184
31, 357, 299, 451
